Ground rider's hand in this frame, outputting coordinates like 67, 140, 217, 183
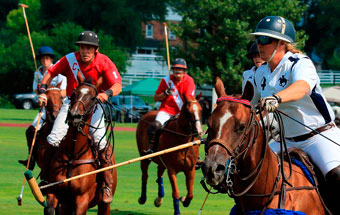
261, 94, 281, 112
164, 87, 172, 96
97, 92, 109, 103
38, 94, 47, 107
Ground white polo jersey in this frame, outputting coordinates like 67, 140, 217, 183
33, 65, 67, 91
253, 51, 335, 137
242, 66, 260, 104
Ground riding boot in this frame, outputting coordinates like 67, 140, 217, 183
99, 144, 114, 204
143, 120, 162, 155
325, 165, 340, 214
18, 125, 36, 170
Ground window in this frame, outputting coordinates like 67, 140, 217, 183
146, 24, 153, 38
169, 30, 176, 40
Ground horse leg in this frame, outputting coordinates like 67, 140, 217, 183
44, 193, 58, 215
180, 168, 195, 207
154, 165, 166, 207
74, 194, 90, 215
97, 201, 110, 215
138, 159, 151, 204
167, 170, 181, 215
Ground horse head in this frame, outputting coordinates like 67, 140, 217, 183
202, 77, 256, 189
69, 80, 98, 127
46, 82, 63, 120
179, 93, 204, 138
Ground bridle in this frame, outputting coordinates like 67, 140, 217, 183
182, 100, 202, 137
68, 82, 98, 129
204, 96, 266, 197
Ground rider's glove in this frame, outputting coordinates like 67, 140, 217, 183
38, 84, 47, 94
164, 87, 172, 96
261, 94, 281, 112
38, 94, 47, 107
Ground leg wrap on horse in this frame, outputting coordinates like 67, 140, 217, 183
147, 120, 162, 151
325, 165, 340, 214
99, 144, 114, 204
18, 125, 36, 170
156, 177, 165, 198
173, 198, 180, 215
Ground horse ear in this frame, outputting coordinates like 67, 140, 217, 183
196, 92, 202, 101
241, 81, 254, 101
57, 81, 62, 89
215, 77, 227, 98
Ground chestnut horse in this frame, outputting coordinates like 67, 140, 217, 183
35, 84, 63, 183
202, 78, 325, 214
136, 94, 203, 215
44, 81, 117, 215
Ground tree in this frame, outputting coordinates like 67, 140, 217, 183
303, 0, 340, 69
0, 1, 129, 95
170, 0, 307, 93
40, 0, 169, 51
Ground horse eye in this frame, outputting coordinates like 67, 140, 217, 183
235, 123, 246, 132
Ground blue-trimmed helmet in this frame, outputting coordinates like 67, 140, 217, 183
171, 58, 187, 70
249, 16, 296, 43
75, 31, 99, 47
36, 46, 54, 60
246, 42, 259, 58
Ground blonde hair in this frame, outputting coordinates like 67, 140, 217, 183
285, 43, 303, 54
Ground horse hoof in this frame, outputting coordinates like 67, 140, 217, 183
138, 197, 146, 205
180, 196, 191, 207
154, 197, 163, 207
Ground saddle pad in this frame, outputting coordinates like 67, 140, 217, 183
291, 158, 315, 185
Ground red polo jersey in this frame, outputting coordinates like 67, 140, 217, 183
156, 74, 196, 115
48, 51, 121, 97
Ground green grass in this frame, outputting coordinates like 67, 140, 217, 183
0, 109, 234, 214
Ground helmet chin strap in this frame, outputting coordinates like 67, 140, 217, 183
266, 40, 281, 63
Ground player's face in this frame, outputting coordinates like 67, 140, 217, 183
173, 68, 185, 81
40, 55, 53, 68
257, 39, 279, 62
79, 44, 97, 64
252, 53, 265, 68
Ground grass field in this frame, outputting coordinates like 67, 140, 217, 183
0, 109, 234, 215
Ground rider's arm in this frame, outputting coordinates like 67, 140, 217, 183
97, 82, 122, 103
154, 92, 168, 102
276, 80, 310, 103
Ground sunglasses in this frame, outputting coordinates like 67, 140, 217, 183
256, 36, 275, 46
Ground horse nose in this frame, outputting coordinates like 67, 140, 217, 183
195, 121, 203, 137
203, 161, 226, 186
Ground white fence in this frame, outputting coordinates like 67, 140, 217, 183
317, 70, 340, 85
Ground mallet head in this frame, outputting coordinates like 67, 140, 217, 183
18, 3, 29, 8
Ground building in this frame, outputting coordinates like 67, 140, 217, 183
122, 7, 182, 86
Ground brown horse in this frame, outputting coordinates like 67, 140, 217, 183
44, 81, 117, 215
202, 78, 325, 214
136, 94, 203, 215
34, 84, 64, 182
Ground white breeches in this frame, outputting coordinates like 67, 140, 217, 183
269, 126, 340, 176
32, 108, 46, 130
155, 111, 173, 126
47, 99, 107, 150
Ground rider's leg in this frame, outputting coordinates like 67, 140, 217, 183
144, 111, 171, 155
91, 104, 114, 203
325, 165, 340, 213
18, 109, 46, 169
46, 99, 70, 147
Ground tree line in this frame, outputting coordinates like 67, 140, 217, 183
0, 0, 339, 95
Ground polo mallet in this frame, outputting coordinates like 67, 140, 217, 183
163, 22, 171, 78
26, 139, 203, 206
18, 3, 38, 72
17, 105, 44, 206
197, 186, 212, 215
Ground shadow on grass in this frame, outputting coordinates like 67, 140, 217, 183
88, 209, 148, 215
